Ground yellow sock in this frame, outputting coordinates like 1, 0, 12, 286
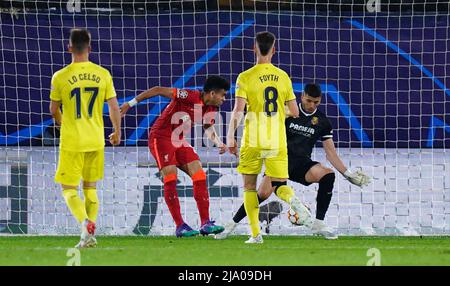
62, 189, 88, 223
243, 190, 260, 237
83, 188, 99, 222
276, 185, 295, 204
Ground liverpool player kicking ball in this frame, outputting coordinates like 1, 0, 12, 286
121, 76, 230, 237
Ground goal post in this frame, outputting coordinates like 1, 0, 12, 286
1, 0, 449, 235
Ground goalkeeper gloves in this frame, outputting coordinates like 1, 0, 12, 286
343, 169, 371, 187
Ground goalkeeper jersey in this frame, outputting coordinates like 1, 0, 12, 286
285, 104, 333, 159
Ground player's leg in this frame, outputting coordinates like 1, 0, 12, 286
214, 175, 272, 240
235, 175, 272, 224
160, 165, 182, 225
305, 163, 335, 220
81, 180, 98, 247
242, 174, 263, 243
82, 181, 98, 222
81, 150, 104, 223
80, 149, 107, 247
56, 151, 88, 222
180, 160, 209, 225
149, 136, 197, 237
161, 164, 198, 237
236, 146, 264, 243
62, 182, 94, 249
305, 164, 337, 239
55, 150, 91, 247
266, 151, 313, 227
177, 145, 224, 235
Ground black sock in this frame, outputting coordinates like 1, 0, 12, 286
233, 195, 266, 223
316, 173, 335, 220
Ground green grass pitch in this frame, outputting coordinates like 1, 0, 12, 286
0, 236, 449, 266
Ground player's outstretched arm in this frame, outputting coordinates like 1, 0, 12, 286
107, 97, 121, 146
204, 124, 227, 154
323, 139, 371, 187
226, 97, 246, 156
120, 86, 174, 117
49, 100, 62, 126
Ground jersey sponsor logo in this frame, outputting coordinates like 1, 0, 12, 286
288, 122, 315, 135
311, 116, 319, 125
177, 89, 188, 99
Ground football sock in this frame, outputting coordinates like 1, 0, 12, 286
192, 169, 209, 225
275, 185, 295, 204
232, 195, 266, 223
163, 173, 184, 227
62, 188, 88, 223
83, 188, 99, 222
243, 190, 260, 237
316, 173, 335, 220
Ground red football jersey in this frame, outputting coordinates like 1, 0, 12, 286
150, 88, 218, 140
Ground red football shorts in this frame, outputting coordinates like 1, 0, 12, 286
148, 135, 200, 169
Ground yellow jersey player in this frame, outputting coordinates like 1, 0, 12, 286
226, 31, 311, 243
49, 28, 121, 248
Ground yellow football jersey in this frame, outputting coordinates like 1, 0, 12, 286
235, 63, 296, 149
50, 61, 116, 152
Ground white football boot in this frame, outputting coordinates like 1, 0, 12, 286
244, 233, 264, 244
311, 219, 338, 240
75, 219, 97, 248
214, 221, 237, 240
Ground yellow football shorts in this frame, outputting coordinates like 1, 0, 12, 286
237, 146, 289, 178
55, 149, 104, 186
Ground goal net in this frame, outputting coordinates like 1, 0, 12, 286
1, 0, 449, 236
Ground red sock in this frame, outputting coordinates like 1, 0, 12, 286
163, 174, 184, 227
192, 170, 209, 225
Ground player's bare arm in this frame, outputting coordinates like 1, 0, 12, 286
323, 138, 347, 174
204, 124, 227, 154
285, 99, 299, 118
226, 97, 246, 156
107, 97, 121, 146
49, 100, 62, 126
120, 86, 174, 116
323, 138, 371, 187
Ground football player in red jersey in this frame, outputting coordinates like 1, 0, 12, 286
121, 76, 230, 237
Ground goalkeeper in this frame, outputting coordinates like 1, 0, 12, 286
217, 83, 371, 240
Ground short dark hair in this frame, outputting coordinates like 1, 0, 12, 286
304, 83, 322, 98
70, 28, 91, 53
256, 31, 276, 56
203, 75, 230, 93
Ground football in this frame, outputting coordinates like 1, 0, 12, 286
287, 205, 312, 226
287, 208, 302, 226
